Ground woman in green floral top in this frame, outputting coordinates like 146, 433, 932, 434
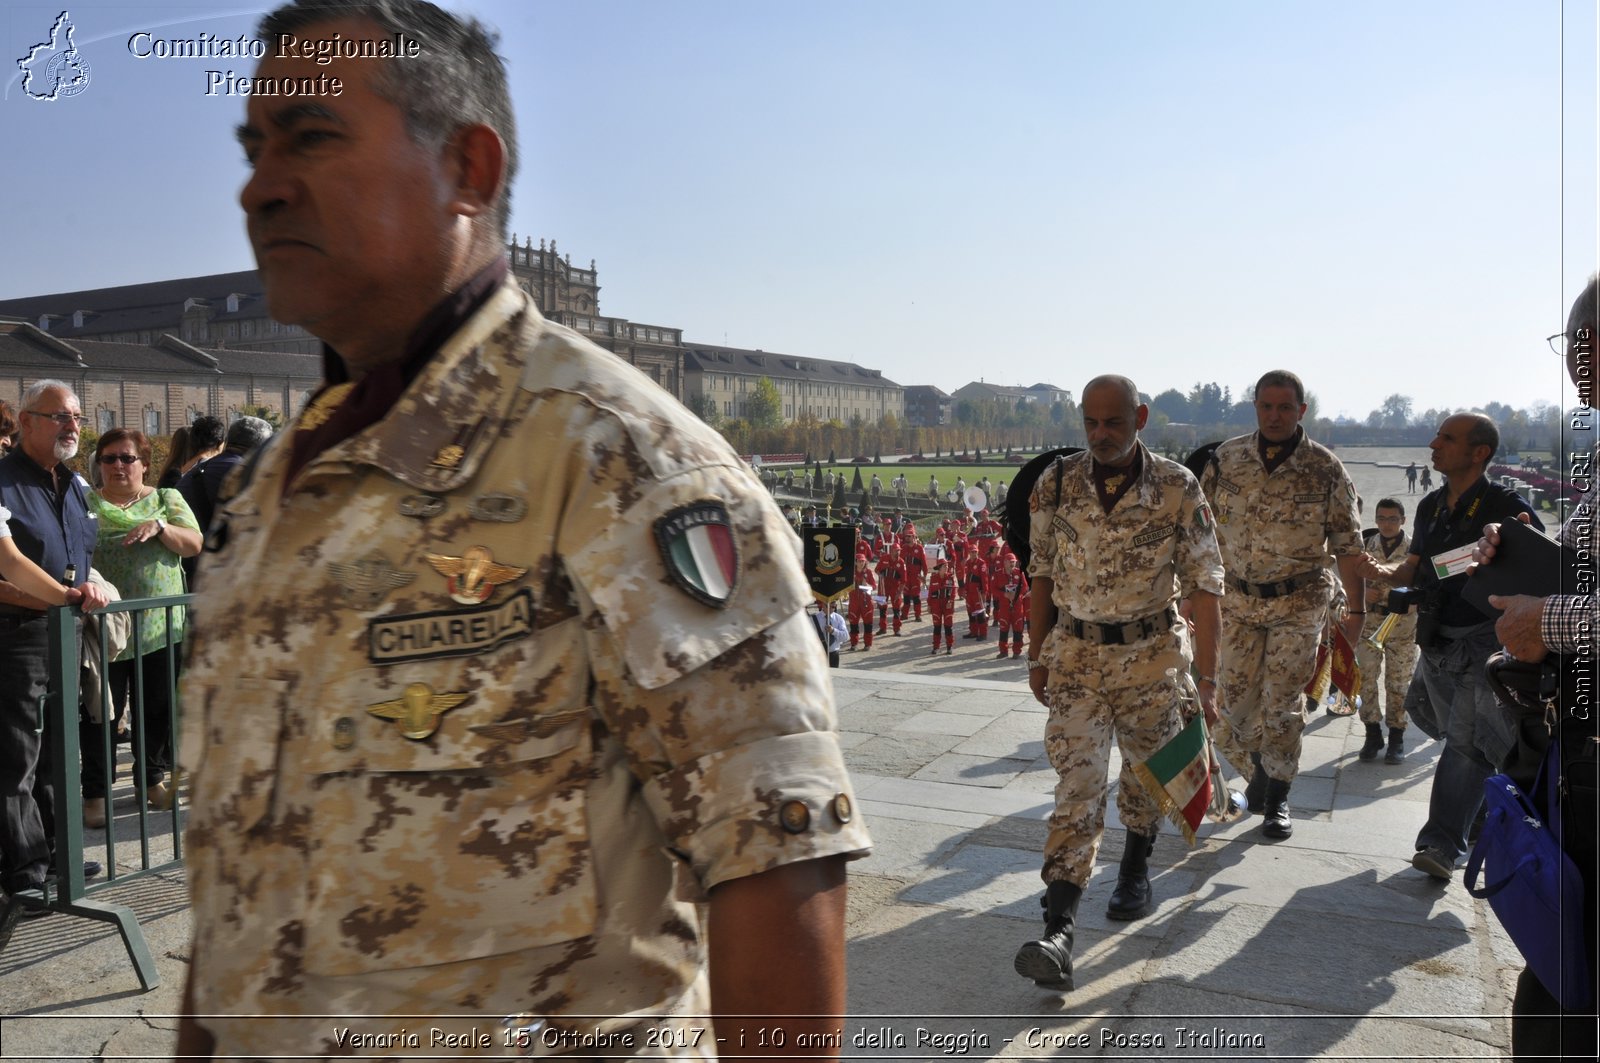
81, 429, 203, 828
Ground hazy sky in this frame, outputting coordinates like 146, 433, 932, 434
3, 1, 1595, 421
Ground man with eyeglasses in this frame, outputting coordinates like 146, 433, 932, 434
0, 379, 111, 945
1477, 277, 1599, 1057
1354, 499, 1419, 764
1360, 413, 1540, 884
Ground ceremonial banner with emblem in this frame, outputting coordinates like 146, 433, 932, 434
1304, 625, 1361, 702
804, 527, 856, 604
1134, 714, 1213, 847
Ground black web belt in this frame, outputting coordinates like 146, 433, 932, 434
1225, 569, 1321, 599
1062, 606, 1175, 646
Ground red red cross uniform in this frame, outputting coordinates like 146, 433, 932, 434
993, 569, 1030, 658
901, 538, 926, 621
876, 553, 905, 635
962, 554, 990, 639
847, 568, 877, 650
926, 566, 957, 655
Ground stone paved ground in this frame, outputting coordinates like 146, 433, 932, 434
1, 653, 1525, 1061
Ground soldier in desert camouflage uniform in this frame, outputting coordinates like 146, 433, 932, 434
1015, 376, 1223, 992
175, 4, 869, 1059
1200, 370, 1364, 840
1355, 499, 1418, 763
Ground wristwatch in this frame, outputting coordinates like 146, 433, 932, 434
153, 518, 167, 536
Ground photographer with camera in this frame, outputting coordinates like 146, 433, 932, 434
1359, 414, 1541, 883
1475, 277, 1598, 1060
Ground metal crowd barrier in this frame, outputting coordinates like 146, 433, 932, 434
5, 593, 194, 990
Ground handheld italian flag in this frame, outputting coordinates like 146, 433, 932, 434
1133, 714, 1214, 848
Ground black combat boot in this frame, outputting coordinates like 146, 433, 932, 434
1384, 727, 1406, 764
1262, 778, 1293, 839
1358, 722, 1385, 762
1014, 881, 1082, 989
1244, 752, 1267, 813
1106, 830, 1156, 921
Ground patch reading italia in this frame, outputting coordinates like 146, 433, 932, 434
1132, 524, 1176, 547
655, 501, 740, 607
369, 587, 534, 665
1294, 493, 1324, 503
1050, 512, 1076, 541
1215, 478, 1241, 495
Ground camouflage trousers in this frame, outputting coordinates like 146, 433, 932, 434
1216, 593, 1326, 783
1356, 612, 1418, 729
1040, 626, 1186, 887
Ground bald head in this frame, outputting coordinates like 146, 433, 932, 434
1082, 375, 1148, 468
1083, 375, 1140, 414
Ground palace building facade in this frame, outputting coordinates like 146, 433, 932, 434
2, 238, 929, 433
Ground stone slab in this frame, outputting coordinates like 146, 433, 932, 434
856, 776, 1053, 820
951, 712, 1049, 760
1147, 900, 1495, 1033
858, 797, 992, 831
911, 752, 1032, 788
844, 731, 961, 779
844, 899, 1163, 1021
849, 814, 971, 880
894, 709, 996, 737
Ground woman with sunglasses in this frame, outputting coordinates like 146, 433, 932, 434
82, 429, 202, 828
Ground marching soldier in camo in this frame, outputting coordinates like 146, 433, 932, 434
175, 3, 870, 1059
1355, 498, 1418, 764
1199, 369, 1364, 840
1016, 375, 1223, 992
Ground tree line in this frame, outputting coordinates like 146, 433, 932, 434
692, 377, 1578, 461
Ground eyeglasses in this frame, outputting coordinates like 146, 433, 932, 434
25, 410, 85, 426
1549, 326, 1595, 356
97, 454, 141, 465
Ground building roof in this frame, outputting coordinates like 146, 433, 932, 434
903, 384, 950, 399
0, 270, 268, 339
0, 320, 89, 370
683, 342, 900, 388
0, 322, 318, 379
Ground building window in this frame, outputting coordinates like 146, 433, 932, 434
188, 408, 202, 425
144, 408, 161, 435
97, 408, 115, 433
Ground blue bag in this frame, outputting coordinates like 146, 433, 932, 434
1465, 739, 1591, 1010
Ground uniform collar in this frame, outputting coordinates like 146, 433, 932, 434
1077, 439, 1160, 509
298, 279, 541, 494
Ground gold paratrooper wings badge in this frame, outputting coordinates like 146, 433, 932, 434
367, 683, 470, 740
425, 546, 528, 604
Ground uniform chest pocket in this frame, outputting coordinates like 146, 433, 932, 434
296, 653, 598, 976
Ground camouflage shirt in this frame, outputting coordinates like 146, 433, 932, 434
179, 281, 870, 1058
1202, 430, 1363, 590
1027, 442, 1225, 622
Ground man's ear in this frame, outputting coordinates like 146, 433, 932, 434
445, 123, 505, 219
